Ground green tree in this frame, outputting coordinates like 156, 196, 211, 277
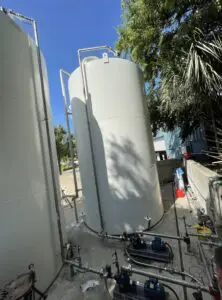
67, 133, 77, 159
117, 0, 222, 139
54, 125, 67, 174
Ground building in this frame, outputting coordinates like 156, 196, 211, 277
153, 126, 208, 160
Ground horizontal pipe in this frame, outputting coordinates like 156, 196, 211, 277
0, 7, 34, 22
98, 230, 219, 244
65, 260, 210, 293
122, 266, 210, 293
65, 260, 103, 276
200, 241, 222, 247
188, 232, 218, 239
99, 233, 124, 241
140, 230, 218, 240
125, 249, 201, 285
137, 231, 184, 241
78, 45, 117, 55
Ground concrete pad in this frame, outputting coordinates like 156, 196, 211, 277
52, 173, 214, 299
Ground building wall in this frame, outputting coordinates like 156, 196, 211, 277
153, 128, 182, 159
153, 126, 208, 160
186, 160, 222, 226
183, 125, 208, 154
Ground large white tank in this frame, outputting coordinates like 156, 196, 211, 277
0, 12, 64, 289
69, 55, 163, 234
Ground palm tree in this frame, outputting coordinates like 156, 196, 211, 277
159, 33, 222, 142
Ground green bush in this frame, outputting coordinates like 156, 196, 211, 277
62, 165, 73, 172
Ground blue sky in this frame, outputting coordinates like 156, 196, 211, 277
2, 0, 122, 126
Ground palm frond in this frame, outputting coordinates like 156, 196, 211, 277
184, 36, 222, 95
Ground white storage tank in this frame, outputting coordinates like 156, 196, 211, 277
0, 11, 64, 289
69, 54, 163, 234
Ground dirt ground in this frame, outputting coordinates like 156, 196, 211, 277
59, 168, 82, 196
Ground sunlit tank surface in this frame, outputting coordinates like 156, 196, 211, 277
0, 11, 64, 289
69, 56, 163, 234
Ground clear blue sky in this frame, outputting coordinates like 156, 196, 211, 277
2, 0, 122, 126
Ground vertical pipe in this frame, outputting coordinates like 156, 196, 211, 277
208, 177, 222, 235
211, 178, 222, 229
172, 182, 188, 300
59, 69, 79, 203
77, 52, 105, 232
75, 46, 117, 231
199, 243, 212, 286
33, 21, 64, 259
72, 196, 79, 224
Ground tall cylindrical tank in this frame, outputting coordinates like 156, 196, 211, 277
69, 55, 163, 234
0, 12, 64, 289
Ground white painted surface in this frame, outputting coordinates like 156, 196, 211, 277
153, 138, 166, 152
0, 12, 63, 289
69, 57, 163, 234
186, 160, 222, 226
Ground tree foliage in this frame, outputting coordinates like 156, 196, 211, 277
54, 125, 77, 174
54, 125, 67, 174
117, 0, 222, 139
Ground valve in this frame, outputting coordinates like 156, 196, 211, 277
145, 216, 151, 230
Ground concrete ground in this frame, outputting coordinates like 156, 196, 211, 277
48, 170, 216, 300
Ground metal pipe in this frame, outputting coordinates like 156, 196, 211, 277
125, 248, 202, 285
137, 231, 184, 241
139, 230, 218, 240
199, 243, 212, 286
59, 69, 79, 205
78, 50, 105, 232
65, 260, 104, 276
188, 232, 218, 239
0, 7, 34, 22
72, 196, 78, 224
200, 241, 222, 247
65, 259, 210, 294
78, 45, 117, 57
172, 182, 188, 300
99, 233, 124, 241
33, 20, 65, 260
122, 265, 210, 293
41, 263, 65, 297
60, 69, 71, 77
